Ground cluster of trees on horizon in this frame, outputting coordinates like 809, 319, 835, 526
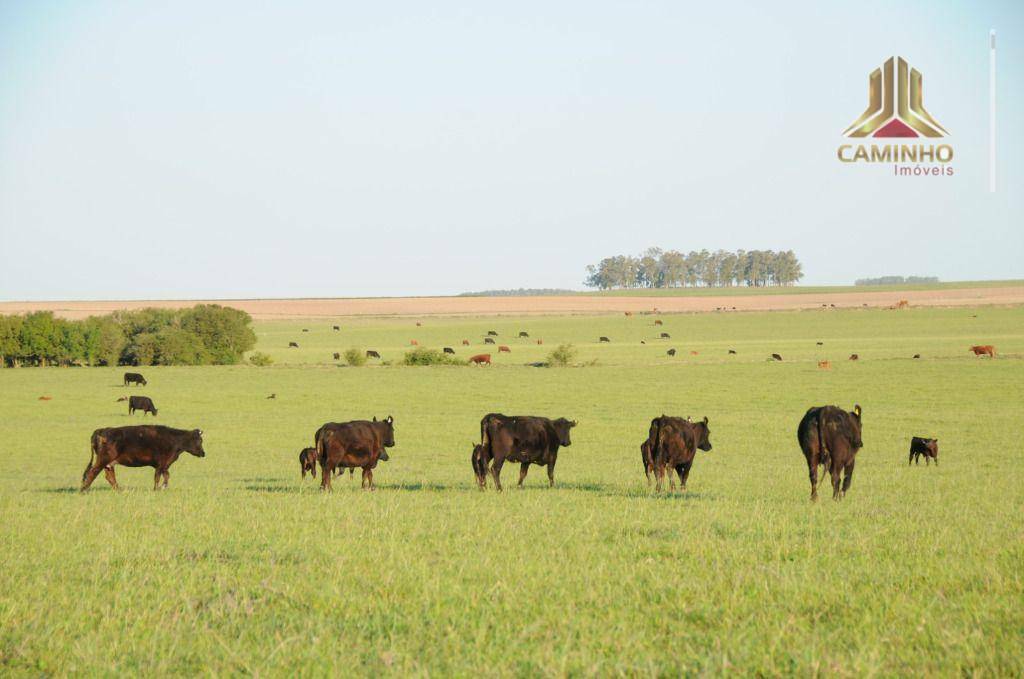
855, 276, 939, 286
584, 248, 803, 290
0, 305, 256, 368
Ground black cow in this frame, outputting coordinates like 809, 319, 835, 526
519, 331, 529, 338
443, 347, 455, 354
660, 332, 671, 339
366, 350, 381, 359
667, 349, 676, 356
475, 414, 576, 491
289, 342, 299, 348
771, 353, 783, 361
123, 372, 147, 387
128, 395, 157, 417
299, 447, 318, 478
487, 330, 498, 336
316, 416, 395, 491
909, 437, 938, 466
81, 425, 206, 491
728, 349, 737, 354
644, 415, 712, 492
484, 337, 496, 345
333, 352, 341, 360
333, 325, 340, 331
797, 405, 863, 500
599, 336, 610, 343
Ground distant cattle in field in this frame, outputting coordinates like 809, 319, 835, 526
599, 336, 610, 343
519, 331, 529, 338
299, 447, 318, 479
913, 354, 921, 359
771, 353, 782, 361
487, 330, 498, 336
849, 354, 859, 361
660, 332, 670, 339
128, 396, 158, 417
410, 340, 418, 346
267, 393, 276, 399
644, 415, 712, 492
82, 425, 206, 491
830, 304, 836, 308
288, 342, 299, 348
667, 349, 676, 357
816, 341, 824, 346
316, 416, 395, 491
498, 345, 511, 353
469, 354, 491, 365
969, 345, 995, 358
896, 299, 909, 309
462, 339, 470, 346
416, 322, 422, 327
123, 372, 147, 387
333, 352, 341, 360
624, 311, 633, 317
654, 320, 663, 326
909, 437, 939, 466
366, 350, 381, 359
536, 339, 543, 345
797, 404, 863, 501
443, 347, 455, 354
818, 360, 831, 370
333, 325, 340, 331
116, 396, 128, 402
640, 341, 645, 345
38, 396, 52, 401
484, 337, 495, 345
728, 349, 737, 355
689, 350, 698, 356
302, 328, 309, 332
475, 413, 576, 491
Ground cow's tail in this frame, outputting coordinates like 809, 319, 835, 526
651, 417, 664, 472
83, 431, 100, 481
816, 413, 831, 472
315, 426, 329, 471
478, 417, 494, 469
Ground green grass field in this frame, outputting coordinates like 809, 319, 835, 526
1, 306, 1022, 675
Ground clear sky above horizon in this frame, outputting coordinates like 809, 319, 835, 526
1, 1, 1021, 300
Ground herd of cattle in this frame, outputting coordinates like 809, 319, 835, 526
78, 371, 944, 500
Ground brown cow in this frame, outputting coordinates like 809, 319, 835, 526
536, 339, 543, 345
654, 320, 663, 326
462, 339, 470, 346
128, 395, 158, 417
410, 340, 418, 346
476, 413, 576, 491
624, 311, 633, 317
896, 299, 909, 309
909, 437, 939, 466
299, 447, 317, 478
645, 415, 712, 492
689, 350, 698, 356
797, 405, 863, 501
818, 360, 831, 369
849, 354, 859, 361
969, 345, 995, 357
639, 421, 690, 490
416, 322, 422, 327
316, 416, 395, 491
498, 345, 511, 353
469, 354, 491, 365
333, 352, 341, 360
81, 425, 206, 491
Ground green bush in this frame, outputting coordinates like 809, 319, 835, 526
402, 347, 464, 366
547, 343, 578, 367
248, 351, 274, 367
344, 348, 367, 366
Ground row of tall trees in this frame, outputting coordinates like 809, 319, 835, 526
584, 248, 803, 290
0, 305, 257, 367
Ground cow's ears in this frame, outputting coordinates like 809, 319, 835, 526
570, 420, 577, 427
386, 415, 393, 424
196, 429, 203, 436
373, 416, 377, 422
703, 416, 708, 425
853, 405, 862, 418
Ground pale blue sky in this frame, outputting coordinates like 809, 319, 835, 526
1, 1, 1020, 299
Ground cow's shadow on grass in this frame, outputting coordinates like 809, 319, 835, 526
39, 486, 84, 494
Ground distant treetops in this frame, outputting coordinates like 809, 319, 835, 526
584, 248, 803, 290
0, 304, 256, 367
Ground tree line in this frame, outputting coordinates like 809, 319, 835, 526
0, 305, 257, 367
584, 248, 803, 289
854, 276, 939, 286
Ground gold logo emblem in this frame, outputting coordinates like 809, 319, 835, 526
844, 57, 947, 138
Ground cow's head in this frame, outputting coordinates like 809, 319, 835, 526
553, 418, 577, 447
187, 429, 206, 457
151, 406, 159, 417
378, 415, 396, 448
928, 438, 939, 457
695, 416, 712, 452
848, 405, 863, 449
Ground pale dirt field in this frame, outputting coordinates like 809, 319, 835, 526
2, 286, 1022, 319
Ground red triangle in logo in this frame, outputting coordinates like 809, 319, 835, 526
873, 118, 918, 138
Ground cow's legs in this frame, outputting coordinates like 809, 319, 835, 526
908, 451, 914, 466
153, 468, 163, 490
490, 458, 505, 492
806, 456, 818, 501
81, 463, 103, 492
103, 466, 119, 490
546, 462, 555, 488
830, 465, 842, 500
677, 462, 692, 491
841, 460, 855, 496
654, 462, 665, 492
362, 468, 374, 490
161, 470, 170, 489
517, 463, 529, 487
320, 460, 333, 492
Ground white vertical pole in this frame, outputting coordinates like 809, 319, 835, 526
990, 30, 996, 193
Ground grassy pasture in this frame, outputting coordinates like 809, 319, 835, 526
0, 306, 1022, 675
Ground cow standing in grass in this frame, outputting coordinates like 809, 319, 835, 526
475, 414, 576, 491
316, 417, 395, 491
81, 425, 206, 491
797, 405, 863, 501
299, 447, 318, 478
644, 415, 712, 492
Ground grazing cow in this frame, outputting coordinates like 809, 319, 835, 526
536, 339, 543, 345
519, 331, 529, 338
644, 415, 712, 492
267, 393, 276, 399
654, 320, 664, 326
288, 342, 299, 348
410, 340, 418, 346
689, 350, 698, 356
471, 443, 488, 490
849, 354, 859, 361
443, 347, 455, 354
299, 447, 318, 478
461, 339, 470, 346
816, 341, 824, 346
416, 322, 422, 327
969, 345, 995, 358
38, 396, 52, 401
909, 437, 939, 466
81, 425, 206, 491
818, 360, 831, 370
487, 330, 498, 336
624, 311, 633, 317
123, 372, 147, 387
640, 418, 694, 486
913, 354, 921, 359
366, 350, 381, 359
302, 328, 309, 332
797, 404, 863, 501
316, 416, 395, 491
128, 396, 158, 417
599, 336, 610, 343
469, 353, 491, 365
484, 337, 496, 345
771, 353, 783, 361
660, 332, 671, 339
476, 414, 576, 491
333, 325, 340, 331
667, 349, 676, 356
896, 299, 909, 309
116, 396, 128, 402
498, 345, 511, 353
333, 352, 341, 360
728, 349, 737, 355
